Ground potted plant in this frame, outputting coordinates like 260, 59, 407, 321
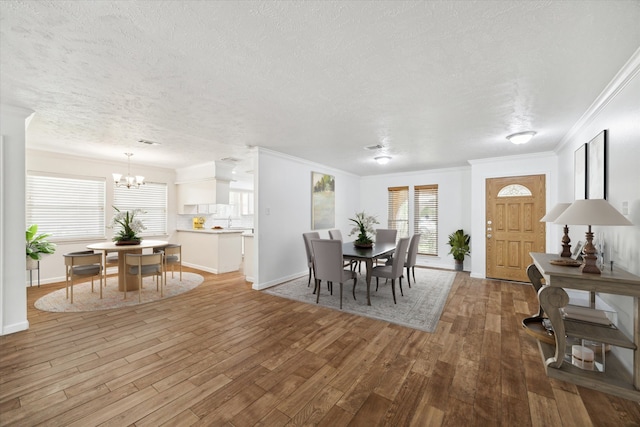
26, 224, 56, 269
349, 211, 379, 247
447, 229, 470, 271
111, 206, 146, 245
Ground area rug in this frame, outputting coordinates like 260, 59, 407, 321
34, 272, 204, 313
263, 268, 456, 333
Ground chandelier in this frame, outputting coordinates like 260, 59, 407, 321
113, 153, 145, 189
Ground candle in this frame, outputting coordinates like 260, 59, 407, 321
572, 345, 595, 370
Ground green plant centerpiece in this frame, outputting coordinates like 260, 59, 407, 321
111, 206, 146, 245
349, 211, 379, 247
26, 224, 56, 268
447, 229, 470, 271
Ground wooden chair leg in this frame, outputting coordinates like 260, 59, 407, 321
339, 282, 343, 309
399, 277, 403, 296
315, 279, 321, 304
391, 279, 397, 304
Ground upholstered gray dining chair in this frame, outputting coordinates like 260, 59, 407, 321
329, 229, 359, 271
155, 244, 182, 281
375, 228, 398, 265
371, 237, 409, 304
124, 252, 164, 302
63, 250, 104, 303
311, 239, 358, 309
303, 232, 320, 287
404, 234, 421, 287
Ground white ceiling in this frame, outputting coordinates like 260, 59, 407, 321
1, 1, 639, 176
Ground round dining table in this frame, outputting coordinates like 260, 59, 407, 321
87, 240, 169, 291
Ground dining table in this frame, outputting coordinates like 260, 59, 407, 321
87, 239, 169, 291
342, 241, 396, 306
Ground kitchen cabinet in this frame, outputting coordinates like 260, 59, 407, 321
177, 229, 242, 273
529, 252, 640, 401
176, 180, 230, 213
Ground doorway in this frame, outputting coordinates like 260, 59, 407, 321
485, 175, 546, 282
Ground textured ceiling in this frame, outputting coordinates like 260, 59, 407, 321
1, 1, 639, 176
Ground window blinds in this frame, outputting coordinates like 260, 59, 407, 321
387, 186, 409, 239
113, 182, 167, 236
27, 173, 106, 240
414, 184, 438, 255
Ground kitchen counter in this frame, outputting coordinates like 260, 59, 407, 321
177, 229, 242, 273
177, 228, 245, 234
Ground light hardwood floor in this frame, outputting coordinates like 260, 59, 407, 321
2, 267, 640, 426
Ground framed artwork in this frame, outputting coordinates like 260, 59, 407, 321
574, 143, 587, 200
311, 172, 335, 230
571, 240, 584, 260
587, 129, 607, 199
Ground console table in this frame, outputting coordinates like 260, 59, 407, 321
530, 252, 640, 401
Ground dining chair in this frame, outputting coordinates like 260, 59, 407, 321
124, 252, 164, 302
375, 228, 398, 265
63, 250, 104, 303
404, 233, 421, 287
303, 232, 320, 288
371, 237, 409, 304
311, 239, 358, 309
155, 244, 182, 281
328, 229, 359, 271
104, 250, 119, 283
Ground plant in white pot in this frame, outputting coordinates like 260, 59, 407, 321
447, 229, 470, 271
26, 224, 56, 269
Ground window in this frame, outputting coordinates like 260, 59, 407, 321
497, 184, 532, 197
113, 182, 167, 236
414, 184, 438, 255
388, 186, 409, 239
27, 172, 106, 240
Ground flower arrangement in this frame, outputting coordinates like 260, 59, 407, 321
111, 206, 146, 244
349, 211, 379, 246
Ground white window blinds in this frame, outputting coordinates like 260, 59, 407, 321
113, 182, 167, 236
414, 184, 438, 255
27, 172, 106, 240
388, 186, 409, 239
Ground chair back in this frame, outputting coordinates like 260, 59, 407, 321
406, 234, 421, 266
125, 253, 163, 275
376, 229, 397, 245
390, 237, 410, 277
163, 244, 181, 261
64, 251, 102, 269
311, 239, 345, 284
303, 232, 320, 265
328, 229, 343, 241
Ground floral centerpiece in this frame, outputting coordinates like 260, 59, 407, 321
349, 211, 379, 247
111, 206, 146, 245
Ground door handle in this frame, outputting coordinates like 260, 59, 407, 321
487, 234, 492, 239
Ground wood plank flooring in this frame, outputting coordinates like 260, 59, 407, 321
2, 267, 640, 426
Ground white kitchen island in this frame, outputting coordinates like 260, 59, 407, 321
177, 229, 243, 274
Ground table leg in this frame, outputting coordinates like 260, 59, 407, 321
117, 248, 142, 291
365, 259, 373, 306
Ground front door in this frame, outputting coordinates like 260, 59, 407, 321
486, 175, 546, 282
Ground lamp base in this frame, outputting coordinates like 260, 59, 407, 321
580, 227, 601, 274
560, 224, 572, 257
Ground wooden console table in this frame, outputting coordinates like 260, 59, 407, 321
530, 252, 640, 401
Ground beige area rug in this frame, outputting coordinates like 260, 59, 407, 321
34, 272, 204, 313
263, 267, 456, 333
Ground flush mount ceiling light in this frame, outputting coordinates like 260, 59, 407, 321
506, 131, 537, 145
113, 153, 145, 189
375, 155, 392, 165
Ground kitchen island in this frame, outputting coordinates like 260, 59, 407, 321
177, 229, 243, 274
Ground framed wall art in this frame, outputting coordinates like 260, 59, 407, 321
311, 172, 335, 230
587, 129, 607, 200
574, 143, 587, 200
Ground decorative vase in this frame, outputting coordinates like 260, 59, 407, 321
454, 259, 464, 271
115, 239, 141, 246
354, 242, 373, 249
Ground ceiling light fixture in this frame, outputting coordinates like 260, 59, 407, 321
506, 131, 536, 145
113, 153, 145, 189
375, 155, 392, 165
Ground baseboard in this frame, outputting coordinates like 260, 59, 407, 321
2, 320, 29, 335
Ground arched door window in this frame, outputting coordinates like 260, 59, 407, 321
497, 184, 532, 197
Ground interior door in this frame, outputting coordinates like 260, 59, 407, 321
486, 175, 546, 282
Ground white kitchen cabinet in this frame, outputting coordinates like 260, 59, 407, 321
176, 180, 230, 213
177, 229, 242, 273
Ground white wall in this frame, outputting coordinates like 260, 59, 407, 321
468, 152, 558, 278
554, 50, 640, 375
0, 104, 33, 335
360, 166, 472, 270
253, 148, 360, 289
27, 149, 177, 284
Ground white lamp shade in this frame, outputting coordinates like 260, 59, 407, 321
554, 199, 633, 226
540, 202, 572, 222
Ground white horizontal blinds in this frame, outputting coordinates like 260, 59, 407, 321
113, 182, 167, 236
414, 184, 438, 255
26, 173, 106, 240
388, 186, 409, 239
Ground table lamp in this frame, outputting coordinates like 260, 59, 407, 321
540, 202, 572, 257
554, 199, 633, 274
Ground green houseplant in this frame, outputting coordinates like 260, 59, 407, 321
447, 229, 470, 271
26, 224, 56, 268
